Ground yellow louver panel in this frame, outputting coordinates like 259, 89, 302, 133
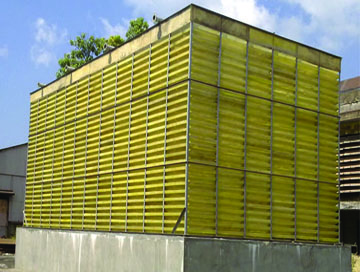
25, 8, 340, 245
25, 24, 190, 234
187, 23, 339, 243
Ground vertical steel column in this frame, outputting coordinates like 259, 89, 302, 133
95, 69, 104, 230
125, 54, 135, 232
59, 87, 68, 227
317, 64, 321, 242
70, 82, 78, 229
337, 70, 341, 242
294, 48, 299, 241
30, 100, 40, 226
143, 45, 152, 232
49, 90, 58, 228
109, 63, 119, 231
39, 96, 48, 227
162, 33, 171, 233
270, 46, 275, 240
81, 76, 91, 230
215, 31, 223, 236
184, 22, 193, 235
243, 40, 249, 238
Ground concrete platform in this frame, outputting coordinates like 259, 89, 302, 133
15, 228, 351, 272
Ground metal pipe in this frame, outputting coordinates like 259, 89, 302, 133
103, 44, 115, 53
152, 14, 163, 24
66, 65, 76, 72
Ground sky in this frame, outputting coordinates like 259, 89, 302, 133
0, 0, 359, 149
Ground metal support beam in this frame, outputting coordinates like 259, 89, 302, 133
317, 64, 320, 242
81, 76, 91, 230
39, 96, 48, 227
162, 33, 171, 234
270, 47, 274, 240
59, 88, 67, 227
95, 69, 105, 230
294, 48, 299, 241
70, 82, 78, 229
143, 45, 152, 232
215, 31, 223, 236
109, 63, 118, 231
337, 70, 341, 242
243, 40, 249, 238
49, 91, 58, 228
184, 22, 193, 235
125, 54, 135, 232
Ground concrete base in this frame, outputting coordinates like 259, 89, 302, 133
15, 228, 351, 272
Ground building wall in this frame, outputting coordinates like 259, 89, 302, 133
0, 143, 27, 236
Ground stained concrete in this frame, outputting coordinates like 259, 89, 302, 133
184, 238, 351, 272
15, 228, 351, 272
15, 228, 184, 272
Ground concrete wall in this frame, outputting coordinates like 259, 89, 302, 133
16, 228, 184, 272
0, 143, 27, 236
16, 228, 351, 272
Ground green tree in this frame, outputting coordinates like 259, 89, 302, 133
56, 17, 149, 78
126, 17, 149, 40
56, 33, 106, 78
107, 35, 125, 47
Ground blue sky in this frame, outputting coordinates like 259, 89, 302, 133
0, 0, 359, 149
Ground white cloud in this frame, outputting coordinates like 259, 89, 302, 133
0, 45, 8, 57
31, 18, 67, 66
124, 0, 360, 53
35, 18, 67, 45
214, 0, 276, 31
124, 0, 276, 30
30, 45, 54, 66
100, 18, 127, 37
280, 0, 360, 51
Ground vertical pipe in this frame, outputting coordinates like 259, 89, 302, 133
184, 22, 193, 235
39, 96, 48, 227
30, 100, 40, 226
143, 45, 152, 233
109, 63, 118, 231
81, 76, 91, 230
162, 33, 171, 234
95, 69, 104, 230
215, 31, 223, 236
294, 47, 299, 241
317, 64, 321, 243
243, 40, 249, 238
49, 91, 58, 228
59, 88, 67, 227
270, 46, 275, 240
70, 82, 78, 229
125, 54, 135, 232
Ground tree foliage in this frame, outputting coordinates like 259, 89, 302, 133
56, 17, 149, 78
126, 17, 149, 40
